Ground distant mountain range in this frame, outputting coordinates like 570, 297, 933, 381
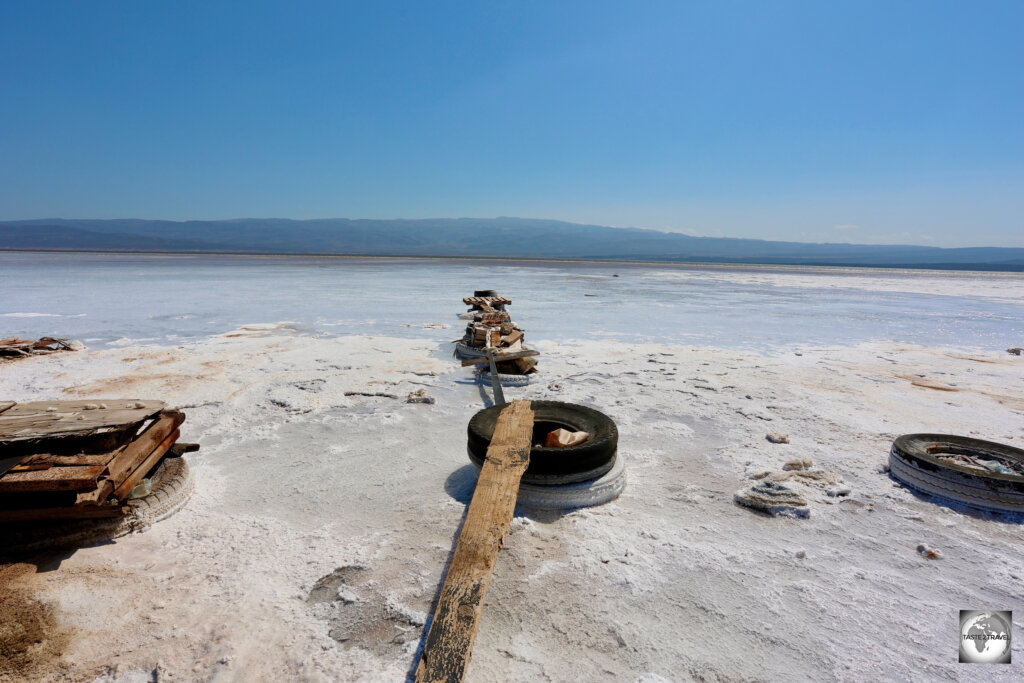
1, 217, 1021, 271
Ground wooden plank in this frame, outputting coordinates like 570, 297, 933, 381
460, 349, 539, 367
462, 296, 511, 306
479, 312, 508, 325
499, 330, 523, 346
106, 411, 184, 488
168, 442, 200, 456
75, 479, 114, 506
113, 427, 180, 500
0, 399, 165, 443
415, 400, 534, 683
20, 453, 116, 467
0, 402, 15, 415
0, 502, 123, 523
0, 465, 106, 492
8, 464, 52, 472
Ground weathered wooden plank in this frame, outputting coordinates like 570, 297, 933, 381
168, 442, 200, 457
113, 427, 180, 500
479, 312, 509, 325
460, 349, 539, 367
106, 411, 184, 488
415, 400, 534, 683
21, 452, 116, 467
0, 402, 15, 415
0, 399, 165, 443
462, 296, 511, 306
0, 465, 106, 492
75, 479, 114, 506
8, 464, 52, 472
0, 502, 123, 523
499, 330, 523, 346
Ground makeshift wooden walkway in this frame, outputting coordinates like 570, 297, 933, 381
0, 400, 193, 522
415, 400, 535, 683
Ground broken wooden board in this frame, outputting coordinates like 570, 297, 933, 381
19, 453, 115, 467
0, 402, 15, 416
0, 337, 74, 357
0, 465, 106, 493
0, 502, 124, 523
415, 400, 534, 683
499, 330, 523, 346
460, 349, 539, 367
105, 411, 184, 490
0, 399, 165, 443
113, 426, 180, 500
478, 312, 509, 325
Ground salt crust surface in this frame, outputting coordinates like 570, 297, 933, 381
2, 323, 1023, 682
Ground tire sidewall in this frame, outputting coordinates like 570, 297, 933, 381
467, 401, 618, 476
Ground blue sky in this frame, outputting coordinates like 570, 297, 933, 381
1, 1, 1021, 247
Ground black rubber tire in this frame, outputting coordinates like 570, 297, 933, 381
467, 401, 618, 478
473, 289, 498, 298
889, 434, 1024, 513
467, 451, 626, 507
0, 456, 194, 556
468, 446, 616, 485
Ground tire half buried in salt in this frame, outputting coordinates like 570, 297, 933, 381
889, 434, 1024, 513
1, 456, 194, 555
466, 452, 626, 510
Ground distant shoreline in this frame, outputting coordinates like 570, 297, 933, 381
2, 248, 1021, 274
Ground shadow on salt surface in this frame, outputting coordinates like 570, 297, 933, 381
895, 481, 1024, 525
444, 464, 572, 524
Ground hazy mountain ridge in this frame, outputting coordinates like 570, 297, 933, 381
1, 218, 1021, 270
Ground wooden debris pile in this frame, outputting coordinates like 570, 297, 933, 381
0, 399, 197, 523
455, 294, 538, 375
0, 337, 78, 359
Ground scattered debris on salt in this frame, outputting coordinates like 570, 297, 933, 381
916, 544, 943, 560
766, 432, 790, 444
406, 388, 435, 404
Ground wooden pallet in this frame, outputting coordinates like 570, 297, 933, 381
0, 401, 188, 522
462, 296, 511, 307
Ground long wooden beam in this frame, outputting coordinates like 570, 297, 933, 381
415, 400, 535, 683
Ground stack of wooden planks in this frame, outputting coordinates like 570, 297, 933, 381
0, 399, 195, 522
456, 293, 539, 374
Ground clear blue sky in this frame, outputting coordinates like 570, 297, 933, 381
1, 1, 1021, 247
